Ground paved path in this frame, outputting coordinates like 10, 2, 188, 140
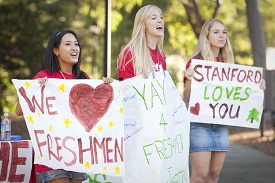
219, 143, 275, 183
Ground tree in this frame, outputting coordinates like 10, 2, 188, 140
177, 0, 222, 39
0, 0, 274, 115
245, 0, 266, 68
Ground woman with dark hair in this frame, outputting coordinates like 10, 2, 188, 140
15, 29, 112, 183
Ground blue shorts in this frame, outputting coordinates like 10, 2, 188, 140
40, 170, 87, 183
189, 122, 229, 152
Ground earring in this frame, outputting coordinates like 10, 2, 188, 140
56, 54, 59, 57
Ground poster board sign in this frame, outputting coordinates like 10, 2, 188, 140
189, 59, 264, 128
0, 140, 32, 182
83, 70, 190, 183
13, 70, 190, 182
12, 79, 124, 176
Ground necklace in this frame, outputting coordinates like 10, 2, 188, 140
59, 70, 66, 79
155, 51, 160, 72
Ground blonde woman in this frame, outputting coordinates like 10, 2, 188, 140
184, 18, 266, 183
117, 5, 166, 80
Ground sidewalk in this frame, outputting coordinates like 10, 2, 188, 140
219, 143, 275, 183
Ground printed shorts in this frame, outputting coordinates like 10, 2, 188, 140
40, 170, 87, 183
189, 122, 230, 152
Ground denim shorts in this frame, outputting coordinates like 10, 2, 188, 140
189, 122, 229, 152
40, 170, 87, 183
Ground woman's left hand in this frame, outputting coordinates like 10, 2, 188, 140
185, 67, 194, 81
259, 79, 266, 90
103, 77, 114, 84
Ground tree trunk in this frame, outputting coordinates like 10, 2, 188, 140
245, 0, 266, 68
179, 0, 222, 39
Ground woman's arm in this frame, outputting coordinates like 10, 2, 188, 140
183, 66, 194, 104
15, 102, 23, 116
183, 80, 191, 104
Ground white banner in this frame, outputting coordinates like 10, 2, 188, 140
189, 59, 264, 128
84, 70, 190, 183
13, 70, 190, 182
0, 140, 32, 182
12, 79, 124, 176
120, 70, 190, 183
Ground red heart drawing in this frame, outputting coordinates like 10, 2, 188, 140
69, 83, 114, 132
190, 102, 200, 115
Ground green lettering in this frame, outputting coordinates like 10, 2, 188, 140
133, 84, 148, 110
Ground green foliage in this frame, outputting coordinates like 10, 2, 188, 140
0, 0, 273, 115
165, 0, 196, 58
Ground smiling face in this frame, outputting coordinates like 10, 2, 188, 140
145, 8, 164, 41
208, 22, 227, 53
54, 33, 80, 72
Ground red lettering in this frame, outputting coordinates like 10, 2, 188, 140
114, 138, 124, 162
106, 137, 113, 163
93, 138, 106, 164
254, 70, 262, 84
32, 133, 124, 168
46, 97, 57, 115
204, 65, 212, 81
47, 134, 61, 161
63, 137, 76, 166
34, 130, 47, 157
247, 70, 253, 82
237, 70, 246, 83
0, 142, 10, 181
230, 68, 239, 81
211, 67, 221, 81
221, 67, 230, 81
78, 137, 94, 164
18, 85, 45, 114
193, 65, 204, 82
18, 85, 57, 115
8, 141, 29, 182
55, 137, 62, 161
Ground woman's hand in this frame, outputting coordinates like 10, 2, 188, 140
38, 77, 48, 87
185, 67, 194, 81
103, 77, 114, 84
259, 79, 266, 90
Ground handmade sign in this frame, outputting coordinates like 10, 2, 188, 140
189, 59, 264, 128
12, 70, 190, 182
0, 140, 32, 183
12, 79, 124, 176
85, 70, 190, 183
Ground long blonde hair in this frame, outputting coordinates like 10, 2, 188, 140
191, 18, 234, 64
117, 5, 164, 77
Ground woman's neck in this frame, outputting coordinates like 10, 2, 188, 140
60, 67, 73, 75
146, 37, 158, 50
212, 47, 220, 57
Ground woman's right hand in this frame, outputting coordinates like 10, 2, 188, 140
185, 67, 194, 81
38, 77, 48, 87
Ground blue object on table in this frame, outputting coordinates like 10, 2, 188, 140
10, 135, 22, 141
